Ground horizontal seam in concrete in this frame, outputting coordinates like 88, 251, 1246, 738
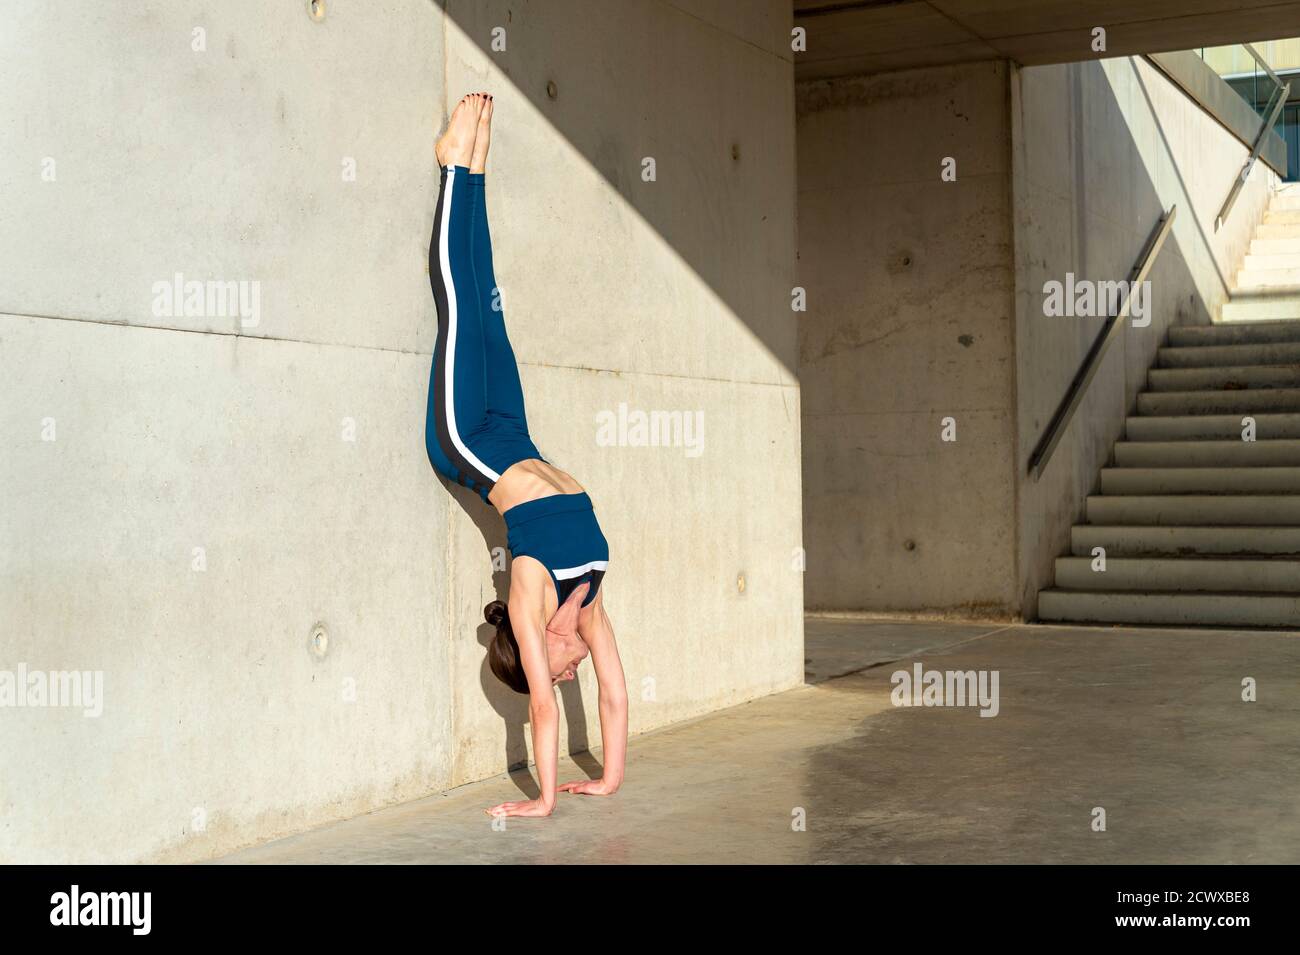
815, 624, 1019, 679
807, 611, 1007, 623
801, 4, 1300, 73
977, 2, 1300, 46
798, 47, 1000, 70
798, 2, 1300, 58
0, 310, 796, 389
802, 408, 1010, 416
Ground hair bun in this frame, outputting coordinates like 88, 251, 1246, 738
484, 600, 507, 626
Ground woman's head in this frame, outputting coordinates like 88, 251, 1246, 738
485, 587, 592, 693
485, 600, 529, 694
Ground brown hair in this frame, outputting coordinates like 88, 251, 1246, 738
485, 601, 529, 694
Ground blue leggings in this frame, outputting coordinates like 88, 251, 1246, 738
425, 165, 542, 502
425, 166, 609, 606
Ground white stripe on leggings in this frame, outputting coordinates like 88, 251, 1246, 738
439, 167, 501, 484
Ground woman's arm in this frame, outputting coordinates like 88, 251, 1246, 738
561, 590, 627, 795
486, 566, 559, 818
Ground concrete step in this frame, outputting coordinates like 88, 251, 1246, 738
1054, 556, 1300, 592
1255, 222, 1300, 239
1071, 524, 1300, 556
1236, 270, 1300, 289
1038, 589, 1300, 627
1147, 364, 1300, 391
1167, 321, 1300, 347
1086, 494, 1300, 525
1157, 341, 1300, 367
1136, 388, 1300, 415
1114, 440, 1300, 466
1099, 467, 1300, 494
1222, 295, 1300, 322
1269, 193, 1300, 211
1125, 413, 1300, 440
1263, 209, 1300, 224
1242, 253, 1300, 271
1250, 237, 1300, 255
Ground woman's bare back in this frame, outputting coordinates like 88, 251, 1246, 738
488, 458, 584, 515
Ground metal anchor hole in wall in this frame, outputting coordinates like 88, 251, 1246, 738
737, 573, 747, 594
546, 80, 558, 100
309, 623, 329, 659
307, 0, 325, 22
887, 249, 914, 275
731, 142, 741, 162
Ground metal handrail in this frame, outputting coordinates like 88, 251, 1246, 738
1244, 42, 1284, 88
1028, 206, 1178, 481
1217, 45, 1289, 230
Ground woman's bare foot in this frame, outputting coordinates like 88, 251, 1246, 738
435, 93, 484, 169
470, 93, 493, 174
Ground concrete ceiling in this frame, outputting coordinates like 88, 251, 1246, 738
794, 0, 1300, 79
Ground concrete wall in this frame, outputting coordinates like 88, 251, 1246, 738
0, 0, 801, 863
797, 62, 1019, 615
797, 54, 1272, 618
1011, 56, 1275, 617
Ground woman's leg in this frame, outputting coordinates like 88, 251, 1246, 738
426, 163, 499, 501
468, 173, 532, 434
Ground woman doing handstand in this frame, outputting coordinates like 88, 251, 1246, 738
426, 93, 627, 818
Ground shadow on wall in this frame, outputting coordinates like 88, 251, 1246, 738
442, 478, 601, 784
437, 0, 796, 374
432, 0, 798, 789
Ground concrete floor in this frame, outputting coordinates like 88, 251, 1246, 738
219, 617, 1300, 864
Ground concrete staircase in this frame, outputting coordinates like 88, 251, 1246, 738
1039, 192, 1300, 627
1223, 184, 1300, 320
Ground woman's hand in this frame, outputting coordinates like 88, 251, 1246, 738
558, 778, 619, 797
484, 798, 554, 818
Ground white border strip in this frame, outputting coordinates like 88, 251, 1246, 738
553, 560, 609, 580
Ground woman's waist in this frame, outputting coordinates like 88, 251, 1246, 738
492, 459, 584, 513
502, 489, 597, 529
